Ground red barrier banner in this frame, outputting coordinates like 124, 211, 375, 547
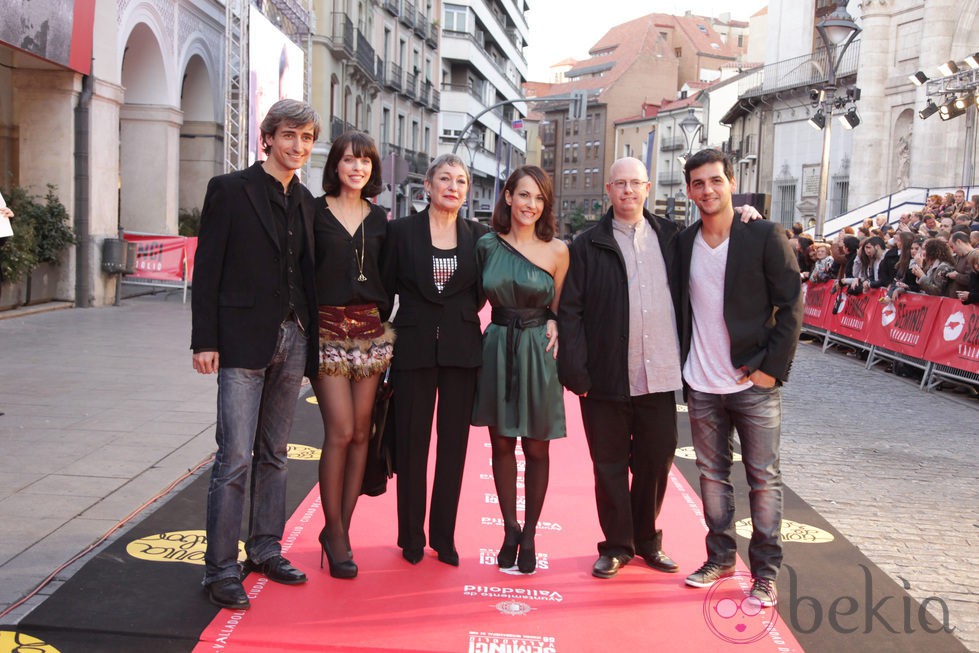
184, 237, 198, 285
124, 234, 186, 282
802, 281, 836, 330
923, 299, 979, 374
865, 291, 943, 359
824, 287, 882, 342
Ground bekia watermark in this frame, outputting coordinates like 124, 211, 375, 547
702, 566, 954, 644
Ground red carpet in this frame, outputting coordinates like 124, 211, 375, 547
193, 394, 802, 652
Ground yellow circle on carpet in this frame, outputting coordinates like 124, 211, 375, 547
126, 530, 244, 566
0, 631, 60, 652
288, 444, 322, 460
674, 446, 742, 462
735, 518, 835, 543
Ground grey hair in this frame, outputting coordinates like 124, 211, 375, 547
426, 153, 471, 185
260, 99, 321, 154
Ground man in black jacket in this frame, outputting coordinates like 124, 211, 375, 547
677, 149, 801, 608
191, 99, 320, 609
558, 157, 683, 579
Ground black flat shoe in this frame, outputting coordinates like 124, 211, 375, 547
497, 524, 521, 568
638, 550, 679, 573
436, 549, 459, 566
319, 529, 358, 579
402, 547, 424, 564
206, 578, 250, 610
243, 555, 307, 584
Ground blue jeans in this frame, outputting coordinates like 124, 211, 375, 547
687, 385, 783, 581
203, 321, 307, 585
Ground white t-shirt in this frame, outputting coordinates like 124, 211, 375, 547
682, 230, 751, 394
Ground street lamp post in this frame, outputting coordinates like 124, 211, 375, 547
813, 3, 861, 240
679, 108, 704, 223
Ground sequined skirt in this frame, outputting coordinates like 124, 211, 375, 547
317, 304, 395, 380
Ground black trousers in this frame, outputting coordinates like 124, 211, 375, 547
579, 391, 678, 558
393, 365, 477, 553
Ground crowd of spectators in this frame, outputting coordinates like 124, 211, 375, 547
786, 188, 979, 392
786, 187, 979, 305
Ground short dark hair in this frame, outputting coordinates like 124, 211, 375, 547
867, 236, 886, 249
683, 148, 734, 185
260, 99, 321, 155
491, 166, 556, 241
950, 231, 970, 244
321, 131, 383, 197
843, 235, 861, 254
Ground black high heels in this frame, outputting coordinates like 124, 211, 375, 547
319, 527, 358, 579
497, 524, 521, 568
517, 537, 536, 574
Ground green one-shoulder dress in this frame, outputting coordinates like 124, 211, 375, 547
472, 233, 567, 440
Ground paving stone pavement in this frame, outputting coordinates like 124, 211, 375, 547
781, 338, 979, 652
0, 295, 976, 651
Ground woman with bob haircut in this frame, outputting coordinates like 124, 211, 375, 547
312, 131, 391, 579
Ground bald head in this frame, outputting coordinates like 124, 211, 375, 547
606, 158, 650, 222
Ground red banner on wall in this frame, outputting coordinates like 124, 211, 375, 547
824, 287, 882, 342
802, 281, 836, 330
124, 234, 187, 282
923, 299, 979, 374
865, 291, 943, 359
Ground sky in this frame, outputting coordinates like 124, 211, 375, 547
523, 0, 769, 82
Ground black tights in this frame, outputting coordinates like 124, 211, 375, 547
490, 431, 550, 545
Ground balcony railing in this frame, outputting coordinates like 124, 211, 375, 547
354, 30, 376, 79
329, 13, 354, 55
660, 135, 686, 152
386, 62, 403, 91
657, 170, 682, 186
739, 41, 860, 98
400, 1, 415, 27
426, 21, 438, 47
382, 0, 398, 16
429, 89, 440, 112
404, 71, 417, 101
413, 10, 427, 37
331, 116, 357, 141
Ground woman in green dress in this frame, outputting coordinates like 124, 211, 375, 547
472, 166, 569, 573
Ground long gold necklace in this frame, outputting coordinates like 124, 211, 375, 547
354, 221, 367, 282
329, 198, 368, 283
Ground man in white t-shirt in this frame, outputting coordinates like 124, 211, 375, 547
676, 149, 802, 607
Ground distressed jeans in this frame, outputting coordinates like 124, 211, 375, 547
687, 385, 783, 581
203, 321, 306, 586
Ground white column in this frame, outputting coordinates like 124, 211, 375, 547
849, 1, 892, 208
910, 0, 959, 187
119, 104, 183, 234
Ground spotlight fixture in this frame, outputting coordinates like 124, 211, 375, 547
839, 107, 861, 129
908, 71, 929, 86
939, 98, 967, 121
965, 52, 979, 69
808, 88, 822, 105
938, 60, 959, 77
918, 99, 939, 120
953, 94, 975, 111
808, 109, 826, 130
846, 86, 862, 101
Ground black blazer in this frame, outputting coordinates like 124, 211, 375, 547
381, 209, 490, 370
678, 218, 802, 384
191, 162, 319, 376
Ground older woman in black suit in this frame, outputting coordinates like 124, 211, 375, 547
381, 153, 490, 565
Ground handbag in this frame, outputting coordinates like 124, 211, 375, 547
360, 367, 395, 497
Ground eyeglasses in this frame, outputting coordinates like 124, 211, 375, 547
610, 179, 649, 190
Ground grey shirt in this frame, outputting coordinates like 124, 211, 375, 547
611, 217, 683, 396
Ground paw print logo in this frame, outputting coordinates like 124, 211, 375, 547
702, 572, 778, 644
